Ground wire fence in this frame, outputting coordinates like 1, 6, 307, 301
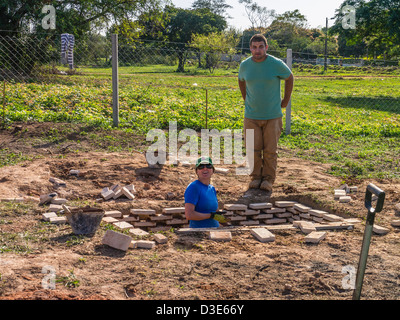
1, 33, 399, 133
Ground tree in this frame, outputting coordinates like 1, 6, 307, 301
331, 0, 400, 59
191, 31, 238, 73
191, 0, 233, 18
164, 6, 227, 72
238, 0, 275, 31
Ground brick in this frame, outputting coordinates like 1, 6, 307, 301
150, 214, 173, 221
299, 213, 311, 220
133, 221, 157, 227
251, 228, 275, 243
113, 188, 123, 199
237, 209, 260, 216
130, 209, 156, 217
305, 231, 326, 244
121, 187, 135, 200
113, 221, 133, 230
131, 240, 156, 249
121, 215, 139, 222
309, 209, 327, 217
104, 210, 122, 218
339, 196, 351, 203
102, 216, 119, 224
153, 233, 168, 244
49, 177, 66, 186
124, 184, 136, 193
249, 203, 272, 210
51, 198, 67, 205
48, 204, 63, 212
275, 212, 292, 218
323, 213, 343, 222
129, 228, 150, 237
294, 221, 316, 234
162, 207, 185, 214
215, 167, 229, 174
148, 226, 171, 232
239, 220, 259, 226
209, 231, 232, 242
253, 213, 274, 220
102, 230, 132, 251
373, 225, 390, 235
391, 220, 400, 227
264, 218, 287, 225
229, 215, 247, 221
265, 207, 286, 214
42, 212, 58, 221
349, 186, 358, 193
166, 219, 188, 225
101, 188, 114, 200
224, 204, 247, 211
49, 216, 67, 224
274, 201, 298, 208
293, 204, 311, 213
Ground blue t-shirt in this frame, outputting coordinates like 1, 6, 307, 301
238, 55, 292, 120
184, 180, 219, 228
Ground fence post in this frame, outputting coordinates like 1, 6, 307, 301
112, 34, 119, 127
285, 48, 292, 135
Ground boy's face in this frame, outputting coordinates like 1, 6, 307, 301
250, 41, 268, 62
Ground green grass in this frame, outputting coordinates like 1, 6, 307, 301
2, 63, 400, 179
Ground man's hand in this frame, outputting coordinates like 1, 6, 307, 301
210, 211, 229, 223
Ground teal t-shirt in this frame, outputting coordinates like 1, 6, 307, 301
238, 55, 292, 120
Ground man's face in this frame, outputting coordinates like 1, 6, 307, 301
250, 41, 268, 62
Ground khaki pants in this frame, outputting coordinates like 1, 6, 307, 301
244, 117, 283, 183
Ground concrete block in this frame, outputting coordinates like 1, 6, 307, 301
129, 228, 150, 237
224, 204, 247, 211
102, 216, 119, 224
101, 188, 115, 200
253, 213, 274, 220
323, 213, 344, 222
122, 187, 135, 200
295, 221, 316, 234
264, 218, 287, 225
133, 221, 157, 227
162, 207, 186, 214
305, 231, 326, 244
51, 198, 67, 205
339, 196, 351, 203
150, 214, 173, 221
265, 207, 286, 214
49, 216, 67, 224
209, 231, 232, 242
293, 204, 311, 213
275, 212, 292, 218
309, 209, 328, 217
229, 215, 247, 221
251, 228, 275, 243
113, 188, 123, 199
121, 215, 139, 222
274, 201, 298, 208
166, 219, 188, 225
102, 230, 132, 251
215, 167, 229, 174
153, 233, 168, 244
42, 212, 58, 221
113, 221, 133, 230
249, 203, 272, 210
104, 210, 122, 218
391, 220, 400, 227
131, 209, 156, 215
373, 225, 390, 235
48, 204, 63, 212
239, 220, 259, 226
237, 209, 260, 216
131, 240, 156, 249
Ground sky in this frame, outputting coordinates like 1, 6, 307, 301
170, 0, 345, 30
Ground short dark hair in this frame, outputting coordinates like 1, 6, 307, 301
250, 34, 268, 47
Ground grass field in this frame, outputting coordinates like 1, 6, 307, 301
2, 63, 400, 179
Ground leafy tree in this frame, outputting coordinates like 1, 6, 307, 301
164, 6, 227, 72
191, 0, 233, 18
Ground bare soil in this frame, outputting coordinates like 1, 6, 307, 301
0, 122, 399, 301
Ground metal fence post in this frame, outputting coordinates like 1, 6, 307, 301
112, 34, 119, 127
285, 48, 292, 135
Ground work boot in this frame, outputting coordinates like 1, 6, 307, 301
260, 180, 273, 192
248, 179, 262, 189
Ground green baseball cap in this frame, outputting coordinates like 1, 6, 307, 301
195, 156, 214, 168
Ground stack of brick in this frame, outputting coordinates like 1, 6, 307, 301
102, 207, 189, 233
224, 201, 347, 227
100, 184, 135, 201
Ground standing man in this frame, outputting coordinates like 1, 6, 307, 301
238, 34, 294, 192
